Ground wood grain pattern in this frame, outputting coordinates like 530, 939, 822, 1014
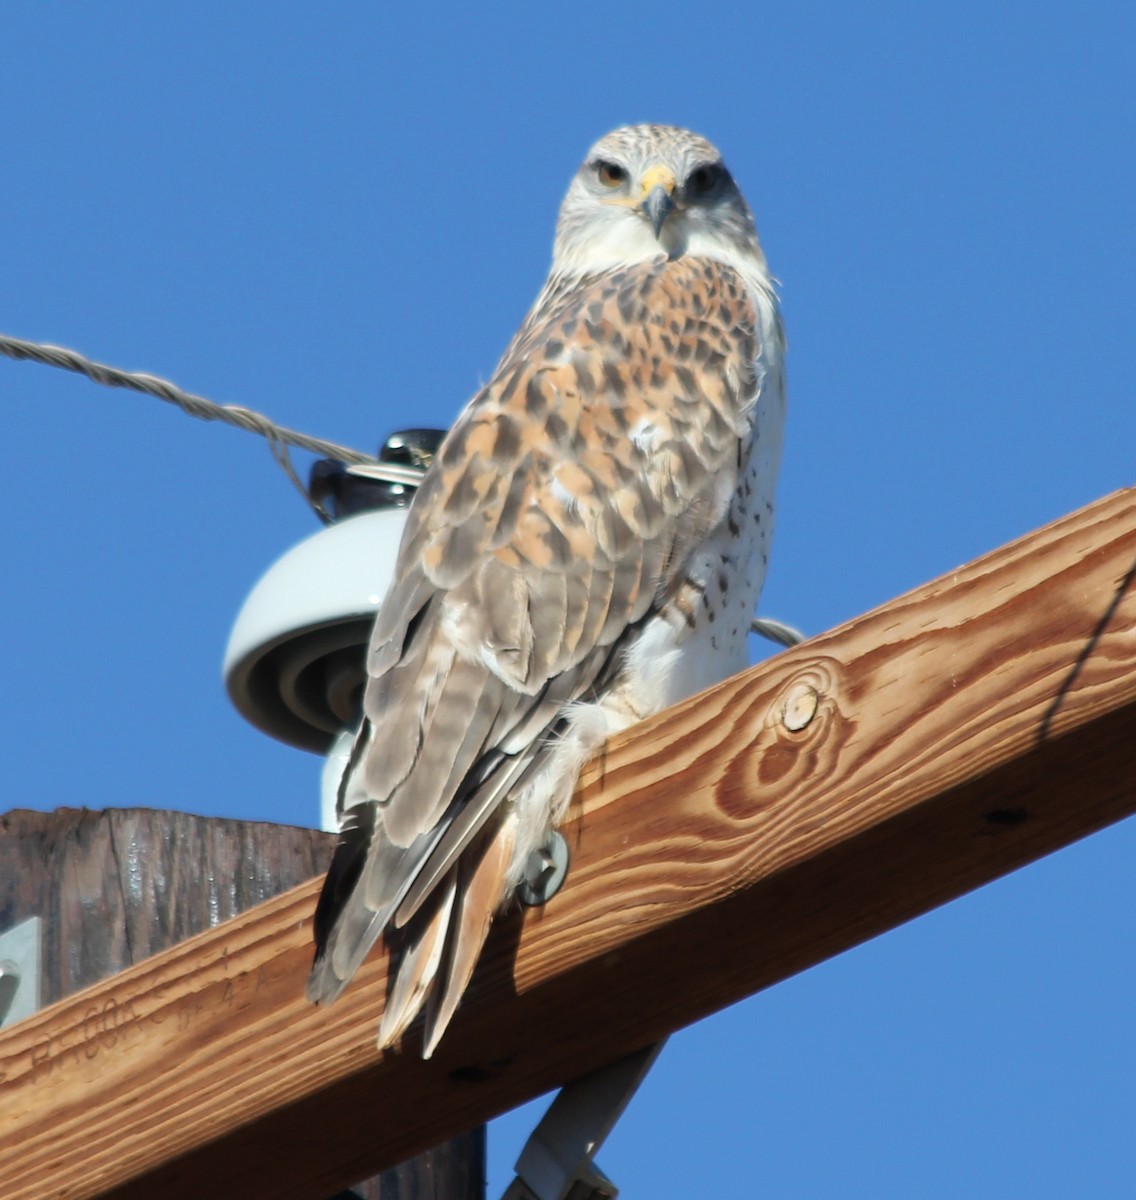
2, 485, 1135, 1200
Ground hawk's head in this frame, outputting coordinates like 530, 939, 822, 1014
551, 124, 768, 280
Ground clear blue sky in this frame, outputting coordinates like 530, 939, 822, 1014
3, 3, 1135, 1195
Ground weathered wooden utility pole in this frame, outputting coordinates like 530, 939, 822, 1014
0, 808, 483, 1200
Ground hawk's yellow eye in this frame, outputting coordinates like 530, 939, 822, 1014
594, 160, 628, 188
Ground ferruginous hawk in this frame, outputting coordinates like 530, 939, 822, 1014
308, 124, 786, 1057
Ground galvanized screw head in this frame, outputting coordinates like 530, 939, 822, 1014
781, 682, 819, 732
518, 830, 570, 907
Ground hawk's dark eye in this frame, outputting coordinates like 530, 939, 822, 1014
594, 159, 628, 188
688, 164, 724, 195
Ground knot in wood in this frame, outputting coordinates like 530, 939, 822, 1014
781, 682, 819, 732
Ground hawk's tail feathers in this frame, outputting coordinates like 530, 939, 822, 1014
422, 811, 517, 1058
377, 875, 457, 1048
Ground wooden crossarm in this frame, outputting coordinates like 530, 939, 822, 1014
2, 486, 1135, 1200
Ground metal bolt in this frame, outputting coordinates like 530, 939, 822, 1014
781, 682, 819, 732
518, 830, 570, 907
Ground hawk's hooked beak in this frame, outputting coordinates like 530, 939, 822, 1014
638, 164, 677, 238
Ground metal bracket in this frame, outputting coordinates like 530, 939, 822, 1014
501, 1040, 666, 1200
0, 916, 42, 1029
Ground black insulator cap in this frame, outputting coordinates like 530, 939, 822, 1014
309, 428, 445, 521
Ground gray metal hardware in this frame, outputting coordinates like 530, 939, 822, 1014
501, 1041, 666, 1200
0, 916, 42, 1028
517, 830, 570, 907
